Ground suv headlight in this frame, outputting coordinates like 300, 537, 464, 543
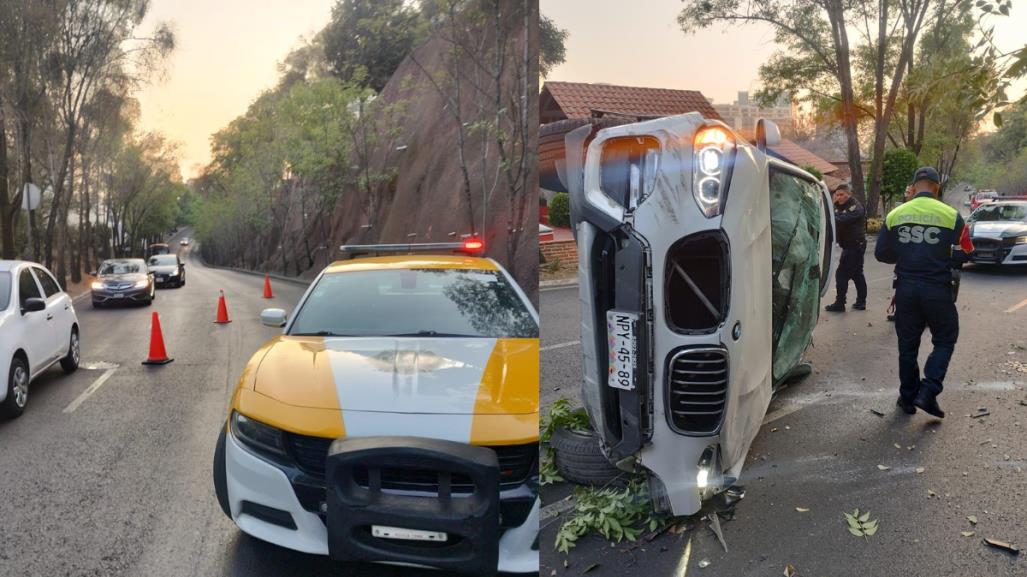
231, 411, 288, 461
692, 126, 736, 218
90, 281, 104, 290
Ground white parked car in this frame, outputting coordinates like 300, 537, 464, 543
0, 261, 80, 418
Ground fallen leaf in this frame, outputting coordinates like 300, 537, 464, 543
877, 464, 891, 471
783, 564, 797, 577
971, 410, 990, 419
870, 409, 885, 417
894, 443, 902, 449
583, 562, 600, 573
698, 559, 711, 568
968, 515, 978, 525
795, 507, 810, 513
962, 531, 976, 537
928, 489, 938, 498
771, 427, 779, 433
916, 467, 925, 474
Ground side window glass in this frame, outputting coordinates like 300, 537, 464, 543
19, 269, 42, 305
34, 268, 61, 297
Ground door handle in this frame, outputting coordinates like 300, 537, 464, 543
46, 313, 54, 321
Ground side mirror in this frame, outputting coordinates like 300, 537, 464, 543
755, 118, 782, 151
260, 308, 287, 328
22, 297, 46, 314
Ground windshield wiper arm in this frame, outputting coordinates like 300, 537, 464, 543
291, 330, 356, 337
385, 331, 481, 337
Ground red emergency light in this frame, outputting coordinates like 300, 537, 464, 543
462, 238, 485, 253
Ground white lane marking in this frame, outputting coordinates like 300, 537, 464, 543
541, 340, 580, 352
63, 368, 117, 413
540, 284, 577, 292
1005, 297, 1027, 313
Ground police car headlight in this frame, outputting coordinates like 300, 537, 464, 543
231, 411, 288, 461
692, 126, 736, 218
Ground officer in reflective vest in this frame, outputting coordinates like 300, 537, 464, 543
874, 167, 971, 418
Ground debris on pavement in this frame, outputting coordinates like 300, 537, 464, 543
983, 538, 1020, 555
915, 467, 926, 474
698, 559, 711, 568
877, 464, 890, 471
870, 408, 886, 417
967, 515, 978, 525
795, 507, 810, 513
707, 513, 728, 552
783, 564, 797, 577
961, 531, 976, 537
970, 409, 990, 419
843, 509, 879, 538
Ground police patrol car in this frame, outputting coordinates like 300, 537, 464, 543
212, 240, 539, 575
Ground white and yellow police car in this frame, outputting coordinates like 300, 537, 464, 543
212, 240, 539, 575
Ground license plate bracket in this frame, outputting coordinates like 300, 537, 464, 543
607, 310, 638, 391
372, 525, 448, 542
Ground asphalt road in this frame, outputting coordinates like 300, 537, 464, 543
0, 231, 471, 577
540, 242, 1027, 577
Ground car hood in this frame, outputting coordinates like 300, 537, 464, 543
970, 221, 1027, 238
253, 336, 538, 416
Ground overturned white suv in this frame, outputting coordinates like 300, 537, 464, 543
563, 114, 835, 516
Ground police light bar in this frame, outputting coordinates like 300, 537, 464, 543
339, 237, 486, 256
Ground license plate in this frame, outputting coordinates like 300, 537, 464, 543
112, 293, 124, 299
606, 310, 637, 391
371, 525, 447, 542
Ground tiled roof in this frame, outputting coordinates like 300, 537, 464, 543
768, 139, 838, 176
542, 81, 721, 121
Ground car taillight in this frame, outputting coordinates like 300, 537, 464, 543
692, 126, 736, 218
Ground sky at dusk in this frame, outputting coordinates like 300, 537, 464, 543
542, 0, 1027, 113
134, 0, 333, 179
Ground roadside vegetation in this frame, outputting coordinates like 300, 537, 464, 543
0, 0, 179, 287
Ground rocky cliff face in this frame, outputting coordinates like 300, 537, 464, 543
318, 2, 539, 302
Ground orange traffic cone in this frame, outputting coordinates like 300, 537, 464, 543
214, 289, 232, 324
142, 312, 174, 365
263, 274, 274, 299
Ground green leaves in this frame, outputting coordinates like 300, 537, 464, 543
554, 479, 663, 554
844, 508, 880, 539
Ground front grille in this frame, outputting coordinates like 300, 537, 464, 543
285, 434, 536, 491
664, 232, 729, 334
666, 347, 728, 434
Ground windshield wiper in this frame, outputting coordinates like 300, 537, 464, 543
385, 331, 482, 338
291, 330, 357, 337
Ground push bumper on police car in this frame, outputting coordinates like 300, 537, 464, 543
221, 422, 538, 574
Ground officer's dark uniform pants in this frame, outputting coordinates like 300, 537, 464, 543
894, 278, 959, 400
835, 240, 867, 304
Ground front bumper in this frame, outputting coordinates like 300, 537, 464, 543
970, 238, 1027, 265
91, 287, 151, 303
154, 273, 181, 285
224, 431, 539, 574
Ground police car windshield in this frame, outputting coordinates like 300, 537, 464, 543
289, 268, 538, 339
970, 203, 1026, 222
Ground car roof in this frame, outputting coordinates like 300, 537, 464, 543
323, 255, 498, 274
0, 260, 43, 273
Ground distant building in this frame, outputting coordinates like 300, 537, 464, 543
714, 91, 794, 136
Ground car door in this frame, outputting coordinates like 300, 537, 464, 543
16, 267, 57, 374
33, 266, 73, 359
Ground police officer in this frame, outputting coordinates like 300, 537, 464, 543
874, 167, 968, 418
825, 183, 867, 312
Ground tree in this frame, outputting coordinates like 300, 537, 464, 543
540, 15, 567, 78
322, 0, 428, 92
880, 147, 918, 208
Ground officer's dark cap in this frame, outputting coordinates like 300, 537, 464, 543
912, 166, 940, 184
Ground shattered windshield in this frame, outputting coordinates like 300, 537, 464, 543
970, 203, 1026, 222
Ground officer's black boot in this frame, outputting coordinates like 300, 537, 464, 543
913, 390, 945, 419
852, 301, 866, 310
825, 301, 845, 312
896, 395, 916, 415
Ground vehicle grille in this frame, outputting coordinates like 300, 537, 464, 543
666, 347, 728, 434
285, 434, 537, 492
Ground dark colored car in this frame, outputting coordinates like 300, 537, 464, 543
147, 243, 170, 257
90, 259, 155, 308
147, 254, 186, 288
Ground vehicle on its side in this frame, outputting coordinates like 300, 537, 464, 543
212, 240, 539, 575
562, 114, 835, 517
147, 254, 186, 288
147, 243, 170, 257
179, 238, 190, 247
966, 200, 1027, 266
0, 261, 80, 418
90, 259, 155, 307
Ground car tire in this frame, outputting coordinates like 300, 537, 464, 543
213, 425, 233, 520
550, 426, 626, 487
1, 356, 30, 419
60, 328, 80, 374
92, 300, 103, 309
